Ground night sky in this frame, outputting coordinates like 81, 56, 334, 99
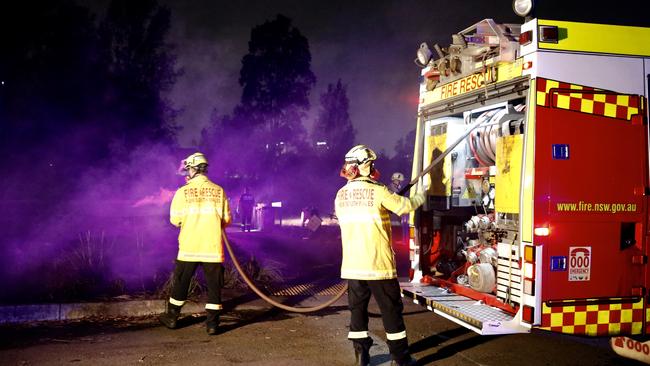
80, 0, 650, 154
81, 0, 525, 154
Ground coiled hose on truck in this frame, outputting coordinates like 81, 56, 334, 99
222, 232, 348, 313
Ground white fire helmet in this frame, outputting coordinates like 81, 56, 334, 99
344, 145, 377, 177
180, 152, 208, 172
391, 172, 405, 182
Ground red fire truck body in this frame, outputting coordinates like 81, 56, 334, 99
401, 17, 650, 337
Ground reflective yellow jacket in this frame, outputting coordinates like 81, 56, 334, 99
170, 175, 231, 262
335, 177, 425, 280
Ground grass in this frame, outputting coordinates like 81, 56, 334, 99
6, 228, 287, 304
155, 270, 206, 301
155, 256, 284, 301
238, 256, 284, 290
43, 230, 123, 302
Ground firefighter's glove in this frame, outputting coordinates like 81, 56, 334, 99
410, 191, 426, 210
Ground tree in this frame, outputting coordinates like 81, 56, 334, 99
233, 14, 316, 161
200, 14, 317, 208
0, 0, 179, 165
0, 0, 101, 159
0, 0, 183, 301
311, 79, 356, 171
0, 0, 181, 221
0, 0, 115, 211
98, 0, 179, 149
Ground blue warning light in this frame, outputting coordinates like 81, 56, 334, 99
552, 144, 569, 160
550, 256, 567, 271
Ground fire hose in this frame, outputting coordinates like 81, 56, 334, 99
222, 231, 348, 313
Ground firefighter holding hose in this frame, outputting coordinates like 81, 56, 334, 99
159, 152, 231, 335
335, 145, 425, 366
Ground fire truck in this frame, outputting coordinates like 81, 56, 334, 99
400, 12, 650, 341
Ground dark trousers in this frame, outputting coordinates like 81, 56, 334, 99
241, 209, 253, 231
170, 260, 224, 309
348, 278, 410, 360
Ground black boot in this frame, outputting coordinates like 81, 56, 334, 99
388, 338, 417, 366
159, 303, 181, 329
353, 337, 373, 366
206, 310, 220, 335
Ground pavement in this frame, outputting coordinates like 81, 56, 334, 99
0, 286, 350, 325
0, 295, 255, 325
0, 289, 403, 366
0, 305, 374, 366
2, 295, 641, 366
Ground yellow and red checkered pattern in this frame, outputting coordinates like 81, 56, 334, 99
540, 299, 644, 336
536, 77, 642, 121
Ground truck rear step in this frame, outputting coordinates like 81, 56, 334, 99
399, 282, 529, 335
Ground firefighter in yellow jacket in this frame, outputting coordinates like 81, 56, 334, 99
335, 145, 425, 366
159, 152, 231, 335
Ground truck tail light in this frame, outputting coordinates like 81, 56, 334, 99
534, 227, 549, 236
522, 305, 535, 324
524, 245, 535, 262
524, 278, 535, 295
538, 25, 559, 43
523, 262, 535, 279
519, 30, 533, 45
523, 244, 535, 294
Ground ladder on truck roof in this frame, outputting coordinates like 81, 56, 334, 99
400, 282, 529, 335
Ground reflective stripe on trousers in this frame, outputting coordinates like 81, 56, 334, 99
348, 330, 369, 339
386, 330, 407, 340
169, 297, 185, 307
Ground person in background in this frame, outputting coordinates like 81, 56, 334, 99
238, 187, 255, 232
389, 172, 405, 194
389, 172, 410, 246
159, 152, 231, 335
335, 145, 425, 366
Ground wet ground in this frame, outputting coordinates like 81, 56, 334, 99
0, 307, 354, 366
1, 300, 643, 366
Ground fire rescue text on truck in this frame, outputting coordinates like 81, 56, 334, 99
399, 2, 650, 363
